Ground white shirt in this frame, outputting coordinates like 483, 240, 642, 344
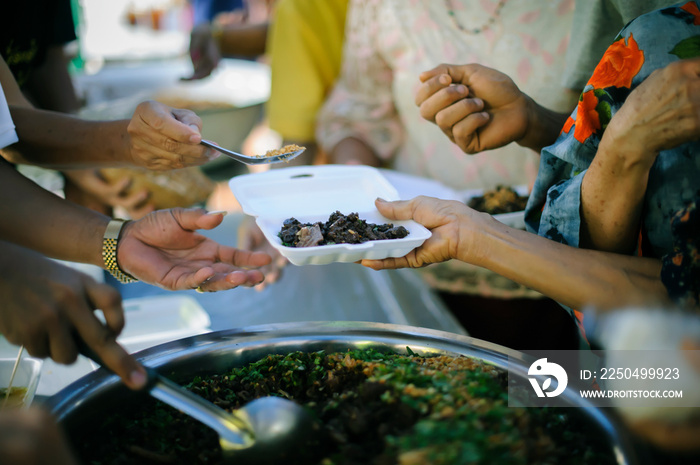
0, 82, 18, 149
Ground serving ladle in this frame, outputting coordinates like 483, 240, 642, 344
201, 139, 306, 165
77, 341, 318, 464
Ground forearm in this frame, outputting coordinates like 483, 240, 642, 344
0, 159, 109, 266
518, 96, 571, 153
579, 133, 656, 253
329, 137, 382, 167
218, 22, 268, 58
2, 106, 131, 168
472, 215, 669, 310
25, 46, 82, 113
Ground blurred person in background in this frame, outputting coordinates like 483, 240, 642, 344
190, 0, 247, 26
314, 0, 579, 351
185, 0, 275, 80
185, 0, 348, 284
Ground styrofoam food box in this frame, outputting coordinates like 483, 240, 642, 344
460, 185, 529, 230
0, 357, 42, 408
229, 165, 432, 265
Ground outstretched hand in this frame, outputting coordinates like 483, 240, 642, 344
126, 100, 220, 170
361, 197, 484, 270
416, 63, 531, 154
118, 208, 272, 291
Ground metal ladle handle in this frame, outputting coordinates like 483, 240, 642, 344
75, 337, 254, 448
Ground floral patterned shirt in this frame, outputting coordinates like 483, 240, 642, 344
526, 1, 700, 266
316, 0, 577, 297
316, 0, 577, 192
661, 202, 700, 308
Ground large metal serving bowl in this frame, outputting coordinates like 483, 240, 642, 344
48, 321, 638, 464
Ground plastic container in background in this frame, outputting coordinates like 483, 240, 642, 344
0, 357, 42, 409
118, 295, 212, 354
229, 165, 432, 266
461, 185, 529, 230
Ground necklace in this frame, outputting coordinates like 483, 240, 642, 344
444, 0, 508, 35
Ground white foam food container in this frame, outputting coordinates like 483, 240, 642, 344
229, 165, 432, 265
0, 357, 42, 409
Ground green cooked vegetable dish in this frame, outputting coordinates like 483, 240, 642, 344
75, 349, 615, 465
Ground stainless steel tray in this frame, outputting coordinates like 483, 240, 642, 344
48, 321, 638, 464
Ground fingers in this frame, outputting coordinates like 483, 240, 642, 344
415, 73, 454, 107
419, 63, 478, 86
375, 196, 445, 227
451, 112, 491, 153
361, 256, 411, 270
126, 201, 156, 220
171, 208, 226, 231
128, 101, 212, 169
171, 108, 203, 140
374, 197, 415, 221
433, 98, 486, 130
47, 320, 77, 365
418, 63, 452, 83
139, 101, 202, 144
86, 281, 125, 336
68, 293, 145, 390
217, 244, 273, 269
195, 269, 266, 292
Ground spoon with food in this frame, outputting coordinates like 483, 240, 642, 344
201, 140, 305, 165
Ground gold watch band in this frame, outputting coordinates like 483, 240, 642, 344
102, 219, 139, 284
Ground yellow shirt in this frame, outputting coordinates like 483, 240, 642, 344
266, 0, 348, 141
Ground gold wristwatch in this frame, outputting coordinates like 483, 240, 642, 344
102, 219, 139, 284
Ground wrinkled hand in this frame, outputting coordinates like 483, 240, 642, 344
603, 57, 700, 164
182, 22, 222, 81
238, 215, 288, 291
118, 208, 272, 291
416, 63, 530, 154
361, 197, 483, 270
62, 169, 155, 219
126, 100, 219, 170
0, 241, 145, 390
0, 408, 78, 465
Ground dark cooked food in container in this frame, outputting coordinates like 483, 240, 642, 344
468, 185, 529, 215
74, 349, 615, 465
278, 211, 409, 247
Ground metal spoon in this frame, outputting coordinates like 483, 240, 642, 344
77, 340, 318, 464
201, 139, 306, 165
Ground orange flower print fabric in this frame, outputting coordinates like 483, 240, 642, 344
526, 0, 700, 303
573, 90, 601, 143
680, 1, 700, 24
587, 34, 645, 90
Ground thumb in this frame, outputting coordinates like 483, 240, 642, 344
173, 208, 227, 231
419, 63, 451, 83
429, 63, 479, 86
375, 198, 415, 221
